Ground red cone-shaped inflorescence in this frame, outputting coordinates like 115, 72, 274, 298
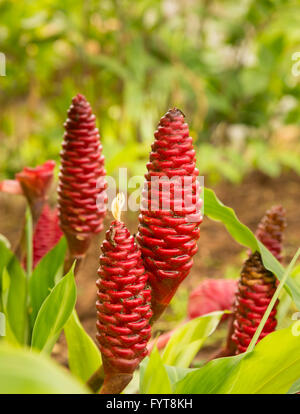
137, 108, 202, 322
229, 205, 286, 355
96, 220, 152, 394
255, 205, 286, 262
58, 94, 107, 258
32, 204, 63, 268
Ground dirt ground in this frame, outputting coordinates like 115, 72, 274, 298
0, 171, 299, 366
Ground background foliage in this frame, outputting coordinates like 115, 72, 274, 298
0, 0, 300, 182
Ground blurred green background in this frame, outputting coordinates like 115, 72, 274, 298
0, 0, 300, 183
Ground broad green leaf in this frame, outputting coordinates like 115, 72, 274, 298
174, 322, 300, 394
204, 187, 300, 309
0, 269, 19, 346
0, 343, 89, 394
140, 348, 172, 394
64, 309, 102, 383
165, 365, 194, 387
31, 265, 76, 353
162, 311, 225, 368
6, 256, 28, 344
29, 237, 67, 327
0, 240, 28, 344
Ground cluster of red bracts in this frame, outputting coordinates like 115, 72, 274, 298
227, 205, 286, 355
32, 204, 62, 268
3, 95, 287, 394
137, 108, 202, 322
96, 220, 152, 394
58, 94, 107, 259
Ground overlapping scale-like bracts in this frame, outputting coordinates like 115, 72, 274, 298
96, 221, 152, 392
58, 94, 107, 258
230, 206, 286, 354
32, 204, 63, 268
137, 108, 202, 322
255, 205, 286, 262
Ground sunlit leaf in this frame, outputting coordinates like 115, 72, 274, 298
140, 348, 172, 394
174, 322, 300, 394
64, 310, 102, 383
0, 343, 89, 394
29, 237, 67, 328
31, 264, 76, 353
162, 311, 225, 368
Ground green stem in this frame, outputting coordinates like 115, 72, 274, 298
25, 207, 33, 279
247, 248, 300, 353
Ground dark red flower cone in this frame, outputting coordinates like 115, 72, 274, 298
137, 108, 202, 322
96, 195, 152, 394
228, 205, 286, 355
32, 204, 63, 268
58, 94, 107, 259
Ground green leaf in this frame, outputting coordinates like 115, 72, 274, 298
29, 237, 67, 328
6, 256, 28, 344
31, 264, 76, 353
174, 322, 300, 394
140, 348, 172, 394
0, 343, 89, 394
162, 311, 225, 368
204, 187, 300, 308
64, 309, 102, 383
165, 365, 194, 387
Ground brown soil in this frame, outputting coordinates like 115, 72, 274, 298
1, 171, 299, 367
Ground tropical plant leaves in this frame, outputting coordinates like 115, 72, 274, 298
203, 187, 300, 309
29, 236, 67, 328
6, 254, 28, 344
31, 264, 76, 353
162, 311, 225, 368
0, 343, 89, 394
64, 310, 102, 383
174, 322, 300, 394
140, 348, 172, 394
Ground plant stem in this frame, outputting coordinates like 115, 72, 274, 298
25, 207, 33, 278
86, 365, 105, 393
247, 248, 300, 353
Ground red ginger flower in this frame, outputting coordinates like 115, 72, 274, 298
137, 108, 202, 322
58, 94, 107, 258
32, 204, 63, 268
229, 205, 286, 355
16, 160, 55, 223
96, 195, 152, 394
